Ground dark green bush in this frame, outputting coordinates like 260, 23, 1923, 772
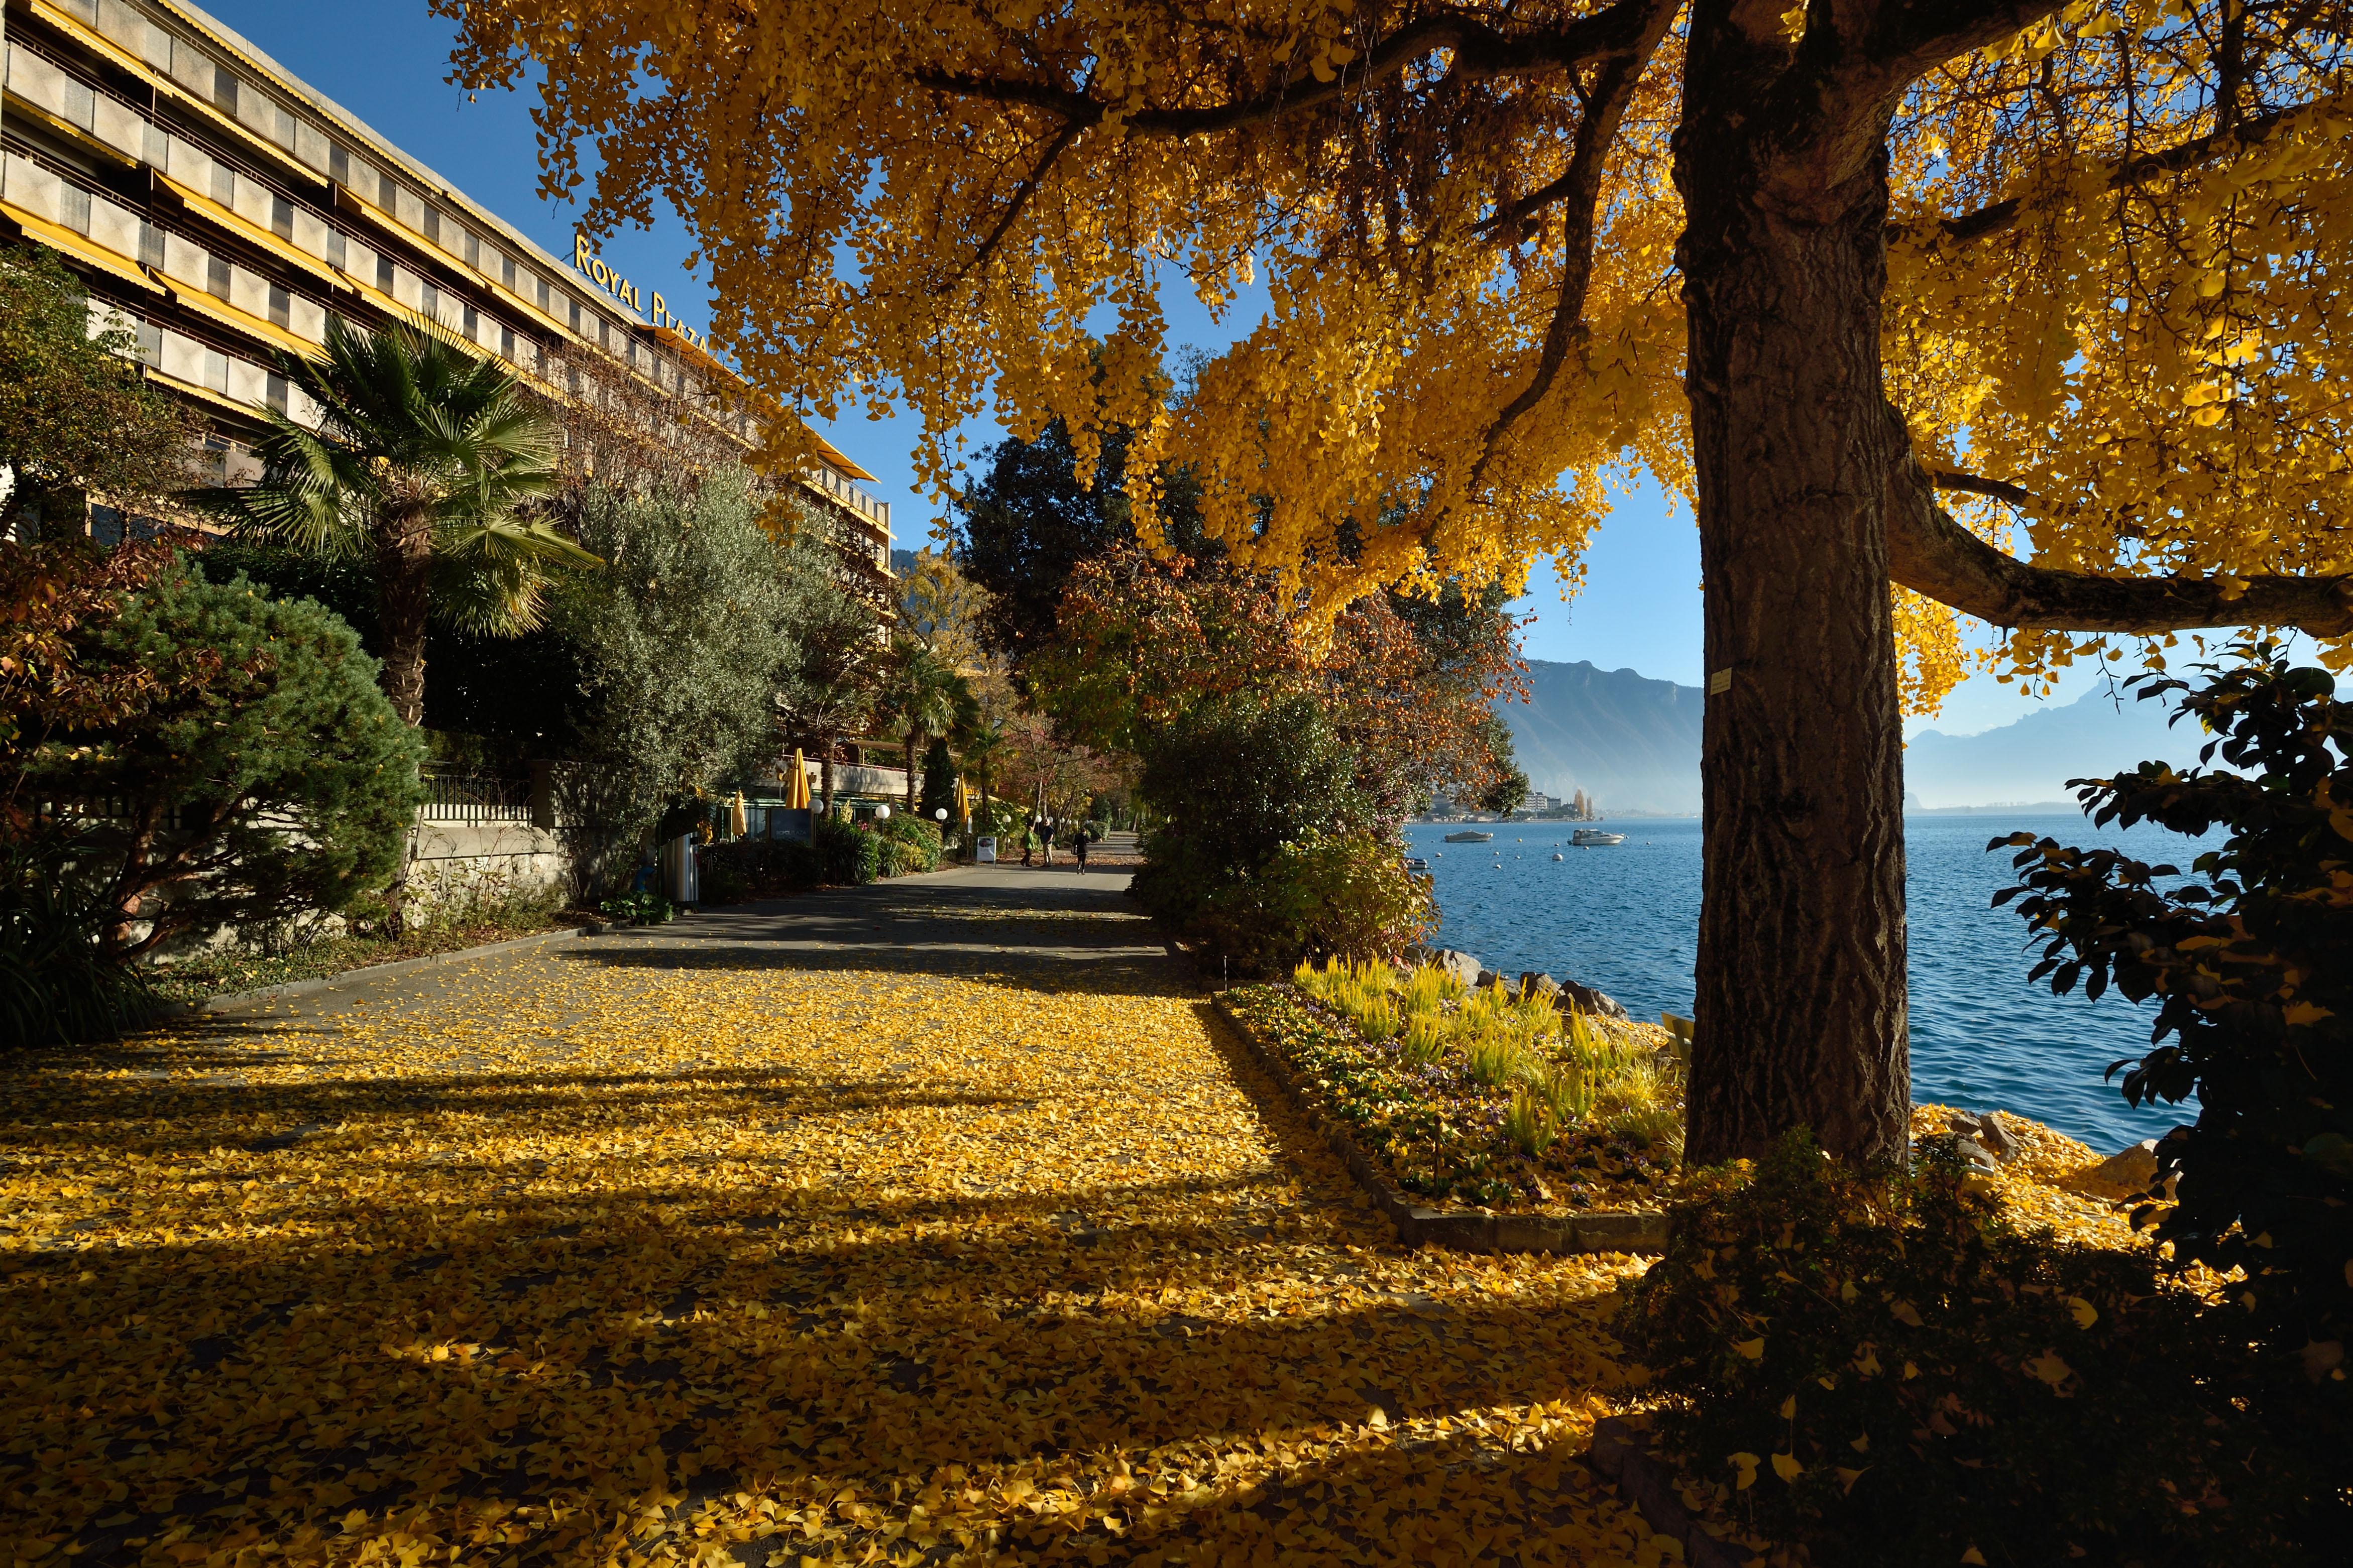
875, 814, 942, 876
815, 815, 882, 886
21, 564, 422, 960
695, 838, 822, 904
1168, 828, 1432, 977
598, 890, 673, 925
1617, 1133, 2320, 1566
1992, 641, 2351, 1379
1132, 690, 1386, 971
0, 841, 157, 1046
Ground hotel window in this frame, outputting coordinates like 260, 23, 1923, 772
326, 230, 346, 270
211, 162, 235, 207
213, 65, 238, 114
499, 325, 514, 359
203, 349, 230, 394
376, 254, 395, 294
421, 281, 440, 320
136, 323, 162, 367
422, 206, 440, 247
501, 255, 517, 290
568, 298, 581, 333
265, 372, 288, 414
378, 170, 398, 211
59, 184, 92, 237
268, 284, 290, 328
463, 303, 478, 339
534, 275, 550, 311
271, 194, 294, 239
206, 254, 231, 300
139, 221, 165, 271
463, 230, 479, 269
274, 105, 296, 148
329, 145, 349, 186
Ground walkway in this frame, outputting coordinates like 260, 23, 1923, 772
0, 865, 1663, 1566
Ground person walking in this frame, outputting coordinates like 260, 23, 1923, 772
1074, 829, 1090, 874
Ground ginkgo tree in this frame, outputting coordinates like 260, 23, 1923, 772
441, 0, 2353, 1164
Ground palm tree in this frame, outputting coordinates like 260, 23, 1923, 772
215, 318, 587, 725
876, 639, 966, 813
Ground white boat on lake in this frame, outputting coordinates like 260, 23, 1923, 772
1572, 828, 1627, 847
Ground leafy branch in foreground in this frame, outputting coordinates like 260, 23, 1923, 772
1994, 641, 2353, 1381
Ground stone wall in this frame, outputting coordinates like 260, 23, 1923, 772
404, 819, 568, 918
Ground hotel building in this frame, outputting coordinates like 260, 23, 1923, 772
0, 0, 892, 592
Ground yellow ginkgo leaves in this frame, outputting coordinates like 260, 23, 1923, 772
0, 923, 1676, 1566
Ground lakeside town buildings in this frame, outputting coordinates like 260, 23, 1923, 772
0, 0, 893, 598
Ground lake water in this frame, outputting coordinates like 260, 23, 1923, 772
1407, 814, 2202, 1151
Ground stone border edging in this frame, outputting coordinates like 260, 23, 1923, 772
1208, 993, 1668, 1255
1589, 1417, 1755, 1567
165, 925, 594, 1017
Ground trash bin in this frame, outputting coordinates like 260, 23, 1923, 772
975, 835, 997, 863
661, 833, 699, 906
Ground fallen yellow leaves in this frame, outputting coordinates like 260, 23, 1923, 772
1, 929, 1679, 1565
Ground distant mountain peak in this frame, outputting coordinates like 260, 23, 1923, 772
1495, 662, 2205, 815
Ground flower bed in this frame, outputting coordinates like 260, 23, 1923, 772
1223, 960, 1686, 1214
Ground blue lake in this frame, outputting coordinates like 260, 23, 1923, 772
1407, 814, 2203, 1151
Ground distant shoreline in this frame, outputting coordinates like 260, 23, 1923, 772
1410, 802, 2089, 824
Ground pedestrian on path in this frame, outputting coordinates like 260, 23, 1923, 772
1075, 831, 1089, 873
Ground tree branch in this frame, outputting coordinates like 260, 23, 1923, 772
1468, 0, 1678, 486
940, 113, 1094, 294
1890, 450, 2353, 636
1862, 0, 2068, 95
1898, 93, 2350, 249
1928, 467, 2039, 513
914, 0, 1664, 139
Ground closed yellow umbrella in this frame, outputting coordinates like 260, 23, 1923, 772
731, 790, 749, 837
790, 749, 809, 809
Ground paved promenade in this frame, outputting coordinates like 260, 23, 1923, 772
0, 864, 1661, 1566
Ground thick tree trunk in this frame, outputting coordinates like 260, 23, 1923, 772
1675, 64, 1912, 1166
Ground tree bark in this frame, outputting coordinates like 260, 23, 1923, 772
1890, 462, 2353, 636
376, 506, 433, 728
374, 504, 431, 931
1675, 31, 1912, 1166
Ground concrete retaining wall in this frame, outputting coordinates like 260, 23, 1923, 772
405, 819, 567, 917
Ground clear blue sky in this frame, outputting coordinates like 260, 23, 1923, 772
199, 0, 2106, 736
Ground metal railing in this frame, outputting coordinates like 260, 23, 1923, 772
418, 772, 533, 824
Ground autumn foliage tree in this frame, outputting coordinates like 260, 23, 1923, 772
444, 0, 2353, 1162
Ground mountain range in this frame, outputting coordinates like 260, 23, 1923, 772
1493, 659, 2208, 815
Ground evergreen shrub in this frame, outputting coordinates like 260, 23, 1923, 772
1177, 828, 1433, 976
875, 814, 942, 876
815, 814, 882, 886
1132, 691, 1416, 972
1617, 1133, 2321, 1566
22, 565, 422, 960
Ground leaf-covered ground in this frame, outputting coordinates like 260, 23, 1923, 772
2, 870, 1677, 1566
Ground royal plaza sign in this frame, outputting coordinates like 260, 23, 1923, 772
574, 233, 708, 349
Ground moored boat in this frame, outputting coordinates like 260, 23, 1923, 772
1443, 829, 1496, 843
1571, 828, 1627, 846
